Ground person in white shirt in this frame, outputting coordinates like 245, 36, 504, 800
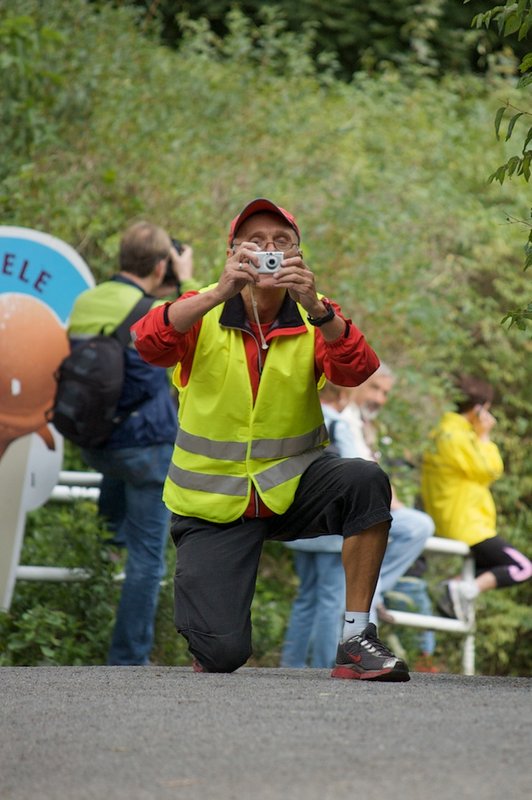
342, 364, 435, 626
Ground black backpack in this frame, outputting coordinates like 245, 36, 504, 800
49, 295, 153, 448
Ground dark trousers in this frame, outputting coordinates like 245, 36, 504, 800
170, 454, 391, 672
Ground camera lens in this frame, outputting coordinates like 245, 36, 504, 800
266, 256, 278, 269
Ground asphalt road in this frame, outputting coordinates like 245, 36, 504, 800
1, 667, 530, 800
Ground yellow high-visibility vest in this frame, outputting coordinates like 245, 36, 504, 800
163, 294, 328, 522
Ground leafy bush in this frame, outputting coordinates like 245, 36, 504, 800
0, 503, 117, 665
123, 0, 526, 79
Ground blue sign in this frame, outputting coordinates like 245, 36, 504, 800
0, 226, 94, 323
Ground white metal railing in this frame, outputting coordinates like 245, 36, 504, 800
17, 472, 477, 674
15, 565, 92, 582
15, 471, 102, 585
383, 536, 476, 675
49, 470, 102, 502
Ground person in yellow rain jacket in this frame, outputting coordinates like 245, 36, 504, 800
421, 375, 531, 622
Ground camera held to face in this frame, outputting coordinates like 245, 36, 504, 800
254, 251, 284, 274
164, 238, 184, 285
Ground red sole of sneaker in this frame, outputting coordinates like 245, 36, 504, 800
331, 665, 410, 682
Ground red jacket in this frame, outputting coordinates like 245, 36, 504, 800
132, 291, 379, 517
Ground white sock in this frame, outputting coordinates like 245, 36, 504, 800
456, 579, 480, 601
342, 611, 370, 641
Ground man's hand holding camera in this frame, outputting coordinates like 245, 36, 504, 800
223, 240, 316, 304
167, 240, 194, 285
271, 249, 319, 311
272, 252, 346, 339
168, 204, 346, 340
216, 241, 345, 339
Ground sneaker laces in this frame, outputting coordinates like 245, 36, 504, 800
356, 627, 395, 658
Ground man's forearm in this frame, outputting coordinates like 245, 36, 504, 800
315, 312, 348, 342
167, 285, 223, 332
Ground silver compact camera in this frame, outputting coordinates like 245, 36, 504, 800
255, 251, 284, 274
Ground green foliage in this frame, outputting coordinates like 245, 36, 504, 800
468, 0, 532, 328
1, 0, 530, 673
0, 13, 70, 172
125, 0, 523, 79
501, 299, 532, 330
0, 503, 118, 665
474, 582, 532, 675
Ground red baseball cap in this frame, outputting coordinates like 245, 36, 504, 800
228, 198, 301, 245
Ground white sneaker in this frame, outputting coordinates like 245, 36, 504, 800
437, 580, 474, 623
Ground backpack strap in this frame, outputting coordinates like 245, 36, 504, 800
328, 419, 338, 449
112, 295, 154, 347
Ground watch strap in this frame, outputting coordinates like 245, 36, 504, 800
307, 299, 335, 327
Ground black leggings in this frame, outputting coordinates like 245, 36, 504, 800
471, 535, 532, 588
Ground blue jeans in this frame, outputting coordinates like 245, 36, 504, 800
281, 551, 345, 668
370, 507, 434, 624
98, 475, 127, 547
82, 443, 173, 665
385, 576, 436, 655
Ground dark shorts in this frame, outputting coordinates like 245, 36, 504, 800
169, 454, 391, 672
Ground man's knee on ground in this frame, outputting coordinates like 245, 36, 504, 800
182, 628, 252, 673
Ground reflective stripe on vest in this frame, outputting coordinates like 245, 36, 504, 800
253, 447, 325, 493
168, 463, 249, 496
175, 428, 248, 461
175, 423, 328, 461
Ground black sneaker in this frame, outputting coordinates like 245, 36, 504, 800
436, 580, 455, 619
331, 623, 410, 681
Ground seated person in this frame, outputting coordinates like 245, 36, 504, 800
342, 364, 434, 625
421, 374, 532, 622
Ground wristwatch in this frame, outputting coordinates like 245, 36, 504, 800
307, 299, 335, 327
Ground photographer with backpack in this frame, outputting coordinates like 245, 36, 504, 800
66, 221, 194, 665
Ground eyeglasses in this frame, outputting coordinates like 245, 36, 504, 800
233, 237, 299, 253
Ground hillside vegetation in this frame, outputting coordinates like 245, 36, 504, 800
1, 0, 530, 674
